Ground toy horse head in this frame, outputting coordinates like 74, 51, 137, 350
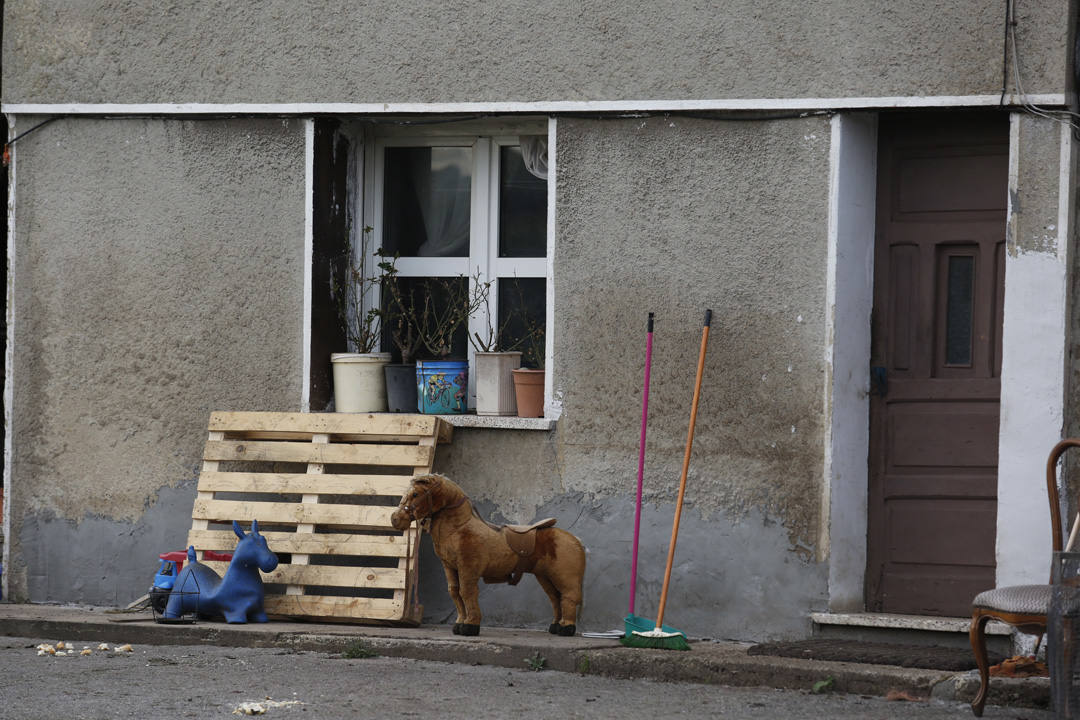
391, 474, 466, 531
231, 519, 279, 573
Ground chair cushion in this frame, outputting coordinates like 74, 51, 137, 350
972, 584, 1051, 615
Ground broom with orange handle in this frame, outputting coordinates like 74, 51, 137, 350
620, 309, 711, 651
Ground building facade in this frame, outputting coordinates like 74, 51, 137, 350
3, 1, 1078, 642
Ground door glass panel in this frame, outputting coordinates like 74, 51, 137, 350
498, 146, 547, 258
945, 255, 975, 366
383, 147, 471, 257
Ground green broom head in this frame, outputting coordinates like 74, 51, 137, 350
619, 627, 691, 651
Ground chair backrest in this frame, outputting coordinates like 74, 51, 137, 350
1046, 438, 1080, 559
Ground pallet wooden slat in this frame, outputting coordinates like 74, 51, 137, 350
203, 439, 434, 467
201, 561, 407, 589
197, 471, 414, 495
192, 498, 393, 528
264, 595, 405, 620
186, 530, 410, 557
183, 411, 449, 625
209, 411, 452, 441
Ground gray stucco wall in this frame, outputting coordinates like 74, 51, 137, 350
8, 117, 306, 603
2, 1, 1071, 105
427, 116, 831, 641
6, 112, 831, 641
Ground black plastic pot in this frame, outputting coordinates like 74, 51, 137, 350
384, 363, 419, 412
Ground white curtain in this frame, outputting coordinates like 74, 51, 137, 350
519, 136, 548, 180
412, 148, 471, 257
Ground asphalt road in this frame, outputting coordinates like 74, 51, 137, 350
0, 636, 1051, 719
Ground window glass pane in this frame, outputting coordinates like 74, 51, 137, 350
383, 147, 471, 257
945, 256, 974, 365
498, 278, 546, 368
499, 146, 547, 258
381, 276, 469, 361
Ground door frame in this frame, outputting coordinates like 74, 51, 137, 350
823, 111, 1073, 612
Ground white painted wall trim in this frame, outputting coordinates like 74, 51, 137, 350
544, 116, 560, 419
3, 115, 15, 602
995, 114, 1071, 587
301, 119, 314, 412
0, 94, 1066, 117
822, 113, 877, 611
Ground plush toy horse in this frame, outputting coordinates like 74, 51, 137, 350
163, 519, 279, 623
391, 473, 586, 637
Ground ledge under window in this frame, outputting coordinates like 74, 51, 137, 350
440, 414, 556, 431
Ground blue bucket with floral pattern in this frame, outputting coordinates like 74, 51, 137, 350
416, 360, 469, 414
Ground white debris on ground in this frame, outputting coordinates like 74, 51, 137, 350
233, 698, 303, 715
36, 641, 134, 657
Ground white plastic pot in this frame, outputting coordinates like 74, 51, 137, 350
331, 352, 392, 412
474, 352, 522, 416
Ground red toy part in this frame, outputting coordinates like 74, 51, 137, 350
159, 549, 233, 573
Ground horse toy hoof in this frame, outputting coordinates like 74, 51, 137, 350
391, 474, 586, 639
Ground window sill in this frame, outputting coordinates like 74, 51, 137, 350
439, 414, 556, 431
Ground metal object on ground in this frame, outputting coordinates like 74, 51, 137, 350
1050, 551, 1080, 717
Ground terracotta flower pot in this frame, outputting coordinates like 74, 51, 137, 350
511, 368, 545, 418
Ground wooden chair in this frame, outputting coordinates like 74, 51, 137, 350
968, 437, 1079, 716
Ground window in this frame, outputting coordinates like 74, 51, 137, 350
362, 120, 549, 409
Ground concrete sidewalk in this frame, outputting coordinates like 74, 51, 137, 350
0, 602, 1048, 712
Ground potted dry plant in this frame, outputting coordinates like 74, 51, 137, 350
377, 252, 425, 412
411, 275, 483, 414
468, 273, 524, 416
510, 294, 546, 418
330, 226, 392, 412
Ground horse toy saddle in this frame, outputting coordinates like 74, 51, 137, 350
481, 516, 557, 585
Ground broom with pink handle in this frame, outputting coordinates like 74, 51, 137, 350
628, 312, 654, 618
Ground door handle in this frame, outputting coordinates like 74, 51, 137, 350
870, 366, 888, 397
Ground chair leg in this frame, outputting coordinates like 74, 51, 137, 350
970, 613, 991, 717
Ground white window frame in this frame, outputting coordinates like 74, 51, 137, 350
362, 121, 549, 410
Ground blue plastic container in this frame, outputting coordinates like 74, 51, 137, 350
416, 360, 469, 414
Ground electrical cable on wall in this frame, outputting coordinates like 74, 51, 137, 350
2, 117, 59, 167
1002, 0, 1080, 136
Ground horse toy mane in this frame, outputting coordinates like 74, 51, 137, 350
163, 519, 278, 623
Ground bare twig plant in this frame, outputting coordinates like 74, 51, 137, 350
332, 226, 387, 353
467, 271, 526, 354
379, 262, 483, 361
377, 251, 424, 364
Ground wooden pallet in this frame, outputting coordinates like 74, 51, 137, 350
184, 411, 452, 624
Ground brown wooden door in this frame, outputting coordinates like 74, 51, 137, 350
866, 113, 1008, 617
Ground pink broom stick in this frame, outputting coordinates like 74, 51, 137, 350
629, 312, 654, 615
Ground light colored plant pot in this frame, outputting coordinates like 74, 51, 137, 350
475, 352, 522, 416
331, 352, 391, 412
511, 368, 545, 418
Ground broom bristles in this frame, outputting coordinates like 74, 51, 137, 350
619, 628, 691, 651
